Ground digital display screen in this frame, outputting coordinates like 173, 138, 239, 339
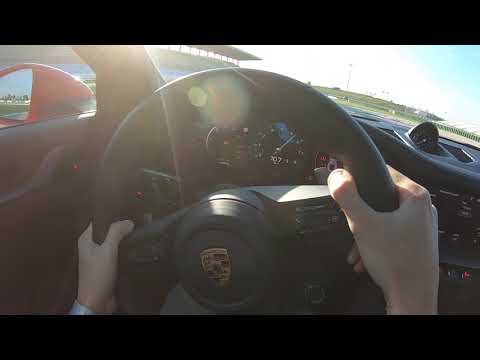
315, 152, 343, 171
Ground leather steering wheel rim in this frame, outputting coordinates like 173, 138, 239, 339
92, 67, 398, 245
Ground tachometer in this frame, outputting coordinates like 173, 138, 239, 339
206, 126, 250, 168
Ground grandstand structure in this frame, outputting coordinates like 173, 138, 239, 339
148, 45, 261, 82
0, 45, 261, 83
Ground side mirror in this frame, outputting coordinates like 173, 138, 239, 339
0, 63, 95, 127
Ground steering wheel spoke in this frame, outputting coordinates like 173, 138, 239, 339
117, 207, 189, 314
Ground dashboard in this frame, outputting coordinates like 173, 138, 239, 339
130, 105, 480, 314
354, 117, 480, 313
204, 121, 342, 187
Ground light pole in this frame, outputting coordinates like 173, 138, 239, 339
346, 64, 353, 91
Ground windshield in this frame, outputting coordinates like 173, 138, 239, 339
145, 45, 480, 148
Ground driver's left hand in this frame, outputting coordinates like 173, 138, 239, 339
76, 220, 134, 314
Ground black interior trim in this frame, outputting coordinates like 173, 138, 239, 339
358, 120, 480, 196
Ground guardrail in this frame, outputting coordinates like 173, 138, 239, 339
0, 100, 30, 105
435, 121, 480, 143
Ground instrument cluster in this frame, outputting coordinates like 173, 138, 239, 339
206, 121, 343, 185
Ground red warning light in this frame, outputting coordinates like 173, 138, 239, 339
136, 191, 145, 200
72, 163, 80, 171
463, 271, 471, 279
315, 153, 330, 167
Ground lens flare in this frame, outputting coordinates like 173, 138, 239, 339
188, 86, 208, 108
195, 74, 251, 128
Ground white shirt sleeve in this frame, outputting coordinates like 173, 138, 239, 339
69, 300, 97, 315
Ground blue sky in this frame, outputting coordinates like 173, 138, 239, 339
0, 64, 93, 98
235, 45, 480, 128
0, 68, 32, 97
401, 45, 480, 128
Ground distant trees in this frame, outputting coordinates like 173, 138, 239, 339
0, 94, 15, 101
0, 94, 29, 102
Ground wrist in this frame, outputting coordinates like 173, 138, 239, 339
385, 286, 437, 315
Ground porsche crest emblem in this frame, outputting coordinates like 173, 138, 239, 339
200, 248, 231, 287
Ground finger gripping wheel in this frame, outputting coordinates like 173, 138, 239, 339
174, 197, 278, 314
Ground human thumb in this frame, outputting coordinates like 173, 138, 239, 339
327, 169, 371, 221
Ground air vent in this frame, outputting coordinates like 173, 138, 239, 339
441, 143, 474, 163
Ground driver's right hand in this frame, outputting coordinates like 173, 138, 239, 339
325, 166, 439, 315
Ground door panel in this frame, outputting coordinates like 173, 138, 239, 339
0, 113, 94, 314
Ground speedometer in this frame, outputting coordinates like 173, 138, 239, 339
252, 122, 306, 168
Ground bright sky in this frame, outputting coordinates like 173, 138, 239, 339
0, 69, 32, 97
234, 45, 480, 128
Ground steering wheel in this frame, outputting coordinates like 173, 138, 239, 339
92, 68, 398, 314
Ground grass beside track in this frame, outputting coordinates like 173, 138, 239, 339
0, 103, 29, 117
